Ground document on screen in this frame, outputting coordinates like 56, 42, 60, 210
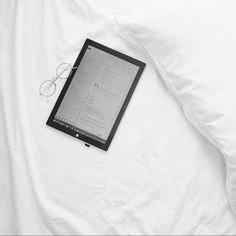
55, 46, 139, 143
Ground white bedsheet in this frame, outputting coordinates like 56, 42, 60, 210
0, 0, 236, 234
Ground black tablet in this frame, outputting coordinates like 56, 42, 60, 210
46, 39, 146, 151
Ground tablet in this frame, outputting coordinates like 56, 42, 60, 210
46, 39, 146, 151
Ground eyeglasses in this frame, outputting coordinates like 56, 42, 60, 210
39, 63, 78, 97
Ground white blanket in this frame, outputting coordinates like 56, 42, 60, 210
0, 0, 235, 234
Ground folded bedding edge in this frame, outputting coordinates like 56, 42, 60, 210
113, 18, 236, 217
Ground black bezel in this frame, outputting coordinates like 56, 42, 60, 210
46, 39, 146, 151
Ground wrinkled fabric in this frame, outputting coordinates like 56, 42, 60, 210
116, 0, 236, 221
0, 0, 236, 234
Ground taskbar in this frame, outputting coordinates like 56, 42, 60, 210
53, 117, 106, 144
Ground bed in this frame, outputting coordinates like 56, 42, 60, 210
0, 0, 236, 234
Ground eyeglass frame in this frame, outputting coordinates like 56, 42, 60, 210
39, 62, 78, 97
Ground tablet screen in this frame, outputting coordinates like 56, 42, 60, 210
54, 46, 139, 144
47, 39, 145, 150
